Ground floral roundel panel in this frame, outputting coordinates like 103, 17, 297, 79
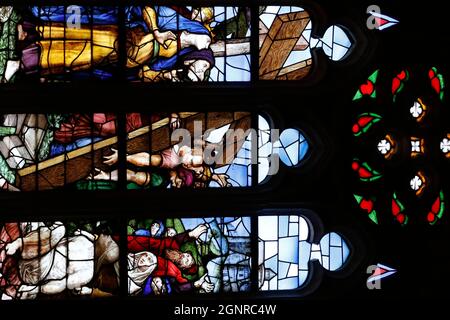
352, 67, 447, 226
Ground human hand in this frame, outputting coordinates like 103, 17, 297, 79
154, 30, 176, 49
87, 168, 111, 181
201, 280, 214, 292
212, 173, 231, 187
169, 113, 181, 130
188, 224, 208, 239
168, 69, 183, 82
103, 148, 118, 166
194, 273, 214, 292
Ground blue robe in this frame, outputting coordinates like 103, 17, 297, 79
31, 6, 118, 25
125, 6, 209, 35
125, 6, 210, 71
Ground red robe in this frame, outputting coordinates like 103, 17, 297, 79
53, 113, 171, 144
116, 232, 195, 284
125, 233, 191, 256
153, 256, 187, 284
54, 113, 144, 144
0, 223, 22, 298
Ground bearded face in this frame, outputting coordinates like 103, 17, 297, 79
165, 249, 194, 269
0, 7, 13, 23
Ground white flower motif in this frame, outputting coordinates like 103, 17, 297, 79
410, 101, 423, 118
440, 138, 450, 153
377, 139, 391, 155
411, 140, 421, 153
410, 175, 423, 191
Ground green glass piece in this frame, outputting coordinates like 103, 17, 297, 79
368, 69, 379, 83
353, 194, 363, 204
368, 210, 378, 224
360, 161, 382, 182
365, 175, 383, 182
437, 191, 445, 219
0, 126, 15, 136
353, 70, 379, 101
393, 82, 404, 102
402, 215, 409, 226
353, 90, 363, 101
75, 180, 116, 190
0, 155, 15, 184
393, 192, 405, 211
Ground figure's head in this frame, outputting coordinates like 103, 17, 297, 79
135, 251, 156, 272
182, 49, 214, 82
165, 227, 177, 237
150, 222, 161, 237
0, 7, 13, 23
185, 59, 211, 82
180, 252, 194, 269
191, 7, 214, 24
165, 249, 197, 274
169, 167, 194, 188
178, 145, 192, 160
128, 251, 157, 294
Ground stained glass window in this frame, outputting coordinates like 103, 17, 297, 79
1, 5, 353, 83
125, 6, 251, 82
352, 67, 447, 225
0, 220, 119, 300
258, 214, 350, 291
0, 113, 119, 191
258, 115, 309, 183
119, 112, 310, 189
127, 216, 251, 295
1, 6, 119, 82
0, 112, 311, 191
259, 6, 352, 80
125, 212, 352, 296
122, 112, 253, 189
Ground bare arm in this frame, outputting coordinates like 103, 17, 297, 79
5, 222, 65, 259
126, 152, 151, 167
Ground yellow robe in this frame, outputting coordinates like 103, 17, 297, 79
36, 6, 178, 75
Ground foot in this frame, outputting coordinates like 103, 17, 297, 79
88, 168, 117, 181
73, 286, 93, 295
5, 238, 22, 255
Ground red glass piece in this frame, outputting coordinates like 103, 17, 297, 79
358, 167, 373, 179
392, 199, 401, 216
431, 77, 441, 93
431, 196, 441, 214
398, 70, 407, 81
372, 267, 387, 277
427, 212, 436, 223
397, 214, 405, 224
392, 77, 401, 94
360, 199, 374, 213
360, 80, 374, 95
429, 69, 435, 79
357, 115, 374, 127
375, 17, 388, 26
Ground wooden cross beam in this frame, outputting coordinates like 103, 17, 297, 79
16, 112, 251, 191
259, 11, 312, 80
